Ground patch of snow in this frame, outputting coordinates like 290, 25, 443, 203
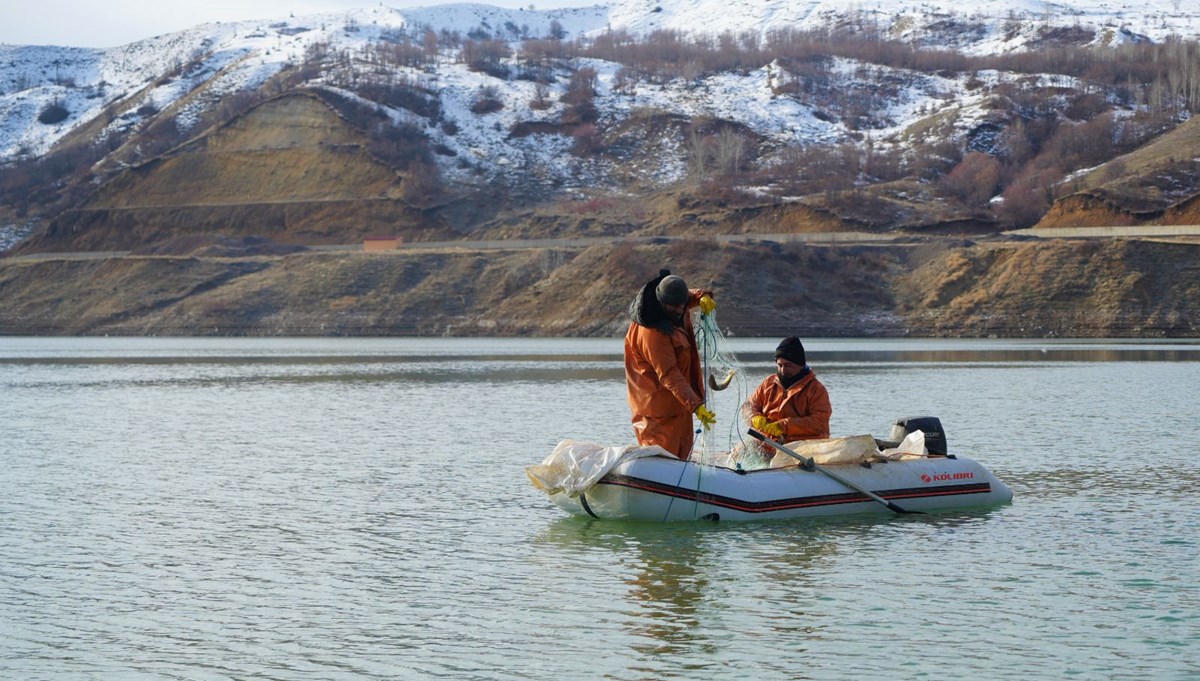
0, 217, 39, 252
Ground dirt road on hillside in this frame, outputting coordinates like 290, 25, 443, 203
7, 225, 1199, 261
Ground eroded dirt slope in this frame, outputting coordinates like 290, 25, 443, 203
3, 238, 1197, 337
21, 93, 446, 252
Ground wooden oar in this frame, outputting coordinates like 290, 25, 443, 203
747, 429, 922, 515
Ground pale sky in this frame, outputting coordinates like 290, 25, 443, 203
0, 0, 587, 48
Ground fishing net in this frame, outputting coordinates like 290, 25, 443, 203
690, 309, 771, 469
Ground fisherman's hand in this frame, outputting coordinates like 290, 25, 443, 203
699, 295, 716, 316
750, 415, 770, 432
763, 421, 784, 438
694, 404, 717, 430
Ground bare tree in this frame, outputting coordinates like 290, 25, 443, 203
530, 82, 551, 110
712, 128, 747, 177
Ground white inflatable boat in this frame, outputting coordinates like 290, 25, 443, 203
529, 417, 1013, 522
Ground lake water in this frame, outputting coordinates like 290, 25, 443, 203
2, 336, 1198, 680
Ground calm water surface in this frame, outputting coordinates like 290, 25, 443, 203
2, 337, 1198, 680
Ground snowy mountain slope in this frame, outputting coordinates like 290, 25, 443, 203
1, 5, 606, 161
3, 0, 1196, 152
400, 2, 609, 36
1, 0, 1198, 207
605, 0, 1198, 48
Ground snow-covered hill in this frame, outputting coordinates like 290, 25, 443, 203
1, 0, 1198, 191
606, 0, 1197, 49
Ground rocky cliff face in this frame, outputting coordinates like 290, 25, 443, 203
3, 237, 1197, 337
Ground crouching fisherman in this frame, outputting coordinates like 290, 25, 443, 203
743, 336, 832, 456
624, 269, 717, 459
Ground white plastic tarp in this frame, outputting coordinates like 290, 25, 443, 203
759, 431, 928, 468
878, 430, 928, 460
759, 434, 879, 468
526, 440, 671, 497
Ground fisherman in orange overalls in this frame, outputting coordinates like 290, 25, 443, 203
624, 270, 716, 459
743, 336, 832, 455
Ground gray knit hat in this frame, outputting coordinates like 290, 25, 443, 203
655, 275, 688, 306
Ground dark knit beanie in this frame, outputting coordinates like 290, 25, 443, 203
775, 336, 806, 366
655, 275, 689, 306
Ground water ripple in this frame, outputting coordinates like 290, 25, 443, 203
2, 339, 1198, 679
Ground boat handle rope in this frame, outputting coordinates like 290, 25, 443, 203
578, 491, 600, 519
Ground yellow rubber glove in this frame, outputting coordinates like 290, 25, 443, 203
763, 421, 784, 438
750, 415, 770, 432
699, 295, 716, 316
694, 404, 717, 430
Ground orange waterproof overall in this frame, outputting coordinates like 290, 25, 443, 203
624, 291, 706, 459
744, 371, 832, 443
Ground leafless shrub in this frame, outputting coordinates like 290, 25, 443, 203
401, 160, 444, 207
355, 74, 441, 119
764, 143, 859, 196
471, 85, 504, 115
529, 82, 552, 110
861, 145, 906, 183
460, 39, 512, 78
0, 139, 106, 214
1064, 92, 1110, 121
367, 37, 434, 69
571, 123, 602, 155
994, 165, 1061, 227
560, 67, 598, 124
369, 121, 435, 171
939, 152, 1002, 207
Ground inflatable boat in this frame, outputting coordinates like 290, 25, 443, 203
528, 417, 1013, 522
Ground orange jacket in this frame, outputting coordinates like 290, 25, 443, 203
744, 370, 831, 442
624, 287, 705, 457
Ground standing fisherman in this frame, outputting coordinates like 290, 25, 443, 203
624, 270, 717, 459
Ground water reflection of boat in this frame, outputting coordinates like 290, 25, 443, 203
530, 418, 1013, 522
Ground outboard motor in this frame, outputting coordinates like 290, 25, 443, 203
889, 416, 948, 456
